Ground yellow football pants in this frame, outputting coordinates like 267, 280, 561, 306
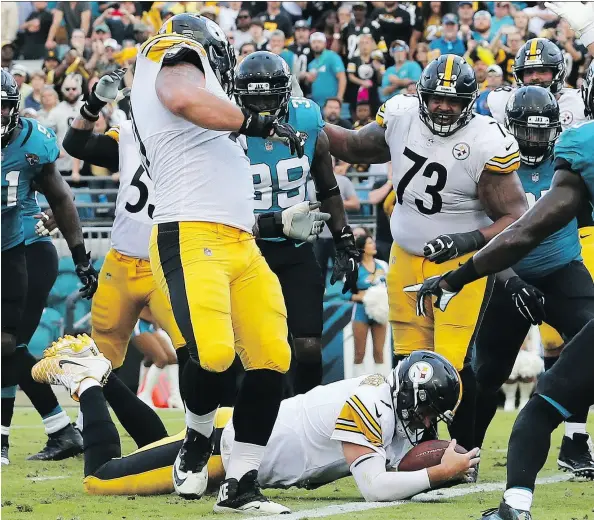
388, 242, 490, 370
149, 222, 290, 373
91, 248, 185, 368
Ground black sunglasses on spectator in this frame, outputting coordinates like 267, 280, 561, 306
237, 14, 250, 19
64, 87, 78, 91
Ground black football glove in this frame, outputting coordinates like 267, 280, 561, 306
330, 226, 360, 294
404, 272, 459, 317
504, 276, 546, 325
75, 253, 99, 300
423, 230, 486, 264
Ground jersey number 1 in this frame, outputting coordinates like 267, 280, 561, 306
397, 147, 447, 215
3, 170, 20, 207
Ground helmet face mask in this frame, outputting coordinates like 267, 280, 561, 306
513, 38, 566, 95
1, 70, 20, 147
582, 62, 594, 119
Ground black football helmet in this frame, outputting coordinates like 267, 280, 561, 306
513, 38, 566, 95
235, 51, 292, 118
505, 86, 561, 166
1, 69, 20, 148
159, 13, 236, 96
417, 54, 478, 137
388, 351, 462, 444
582, 61, 594, 119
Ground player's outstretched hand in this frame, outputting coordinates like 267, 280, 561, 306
504, 276, 546, 325
82, 68, 129, 120
75, 254, 99, 300
269, 120, 305, 158
282, 201, 330, 242
545, 2, 594, 45
34, 210, 58, 237
439, 440, 480, 483
330, 226, 360, 294
404, 273, 459, 316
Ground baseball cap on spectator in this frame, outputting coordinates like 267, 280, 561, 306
390, 40, 409, 54
10, 65, 28, 78
474, 10, 492, 21
95, 23, 110, 34
487, 64, 503, 76
458, 1, 473, 6
294, 20, 310, 30
352, 1, 367, 9
442, 14, 458, 25
44, 49, 61, 64
310, 32, 327, 44
104, 39, 121, 51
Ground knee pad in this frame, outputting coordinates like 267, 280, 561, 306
293, 337, 322, 364
1, 334, 17, 357
197, 342, 236, 373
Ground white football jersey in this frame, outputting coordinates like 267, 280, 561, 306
487, 86, 587, 130
107, 121, 154, 260
220, 375, 416, 489
377, 95, 520, 255
130, 33, 255, 232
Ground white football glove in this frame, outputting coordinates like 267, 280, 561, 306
403, 274, 459, 317
281, 201, 330, 242
545, 2, 594, 47
94, 68, 130, 104
34, 211, 59, 237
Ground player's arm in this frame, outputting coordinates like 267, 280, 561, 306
324, 122, 391, 165
63, 116, 120, 172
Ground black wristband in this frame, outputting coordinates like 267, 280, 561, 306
468, 229, 486, 250
70, 243, 89, 265
80, 104, 100, 122
443, 257, 479, 292
316, 185, 340, 202
258, 212, 284, 238
332, 225, 353, 243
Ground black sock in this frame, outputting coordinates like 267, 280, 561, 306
18, 348, 60, 417
293, 359, 323, 396
1, 397, 16, 439
180, 359, 228, 415
473, 384, 500, 449
544, 355, 559, 371
1, 349, 25, 388
507, 395, 563, 491
102, 372, 167, 448
448, 365, 477, 451
80, 386, 121, 477
566, 409, 589, 425
234, 370, 283, 446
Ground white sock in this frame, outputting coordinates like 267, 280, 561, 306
565, 422, 587, 440
75, 409, 84, 431
502, 382, 518, 410
43, 410, 70, 435
503, 487, 533, 511
186, 408, 216, 438
518, 381, 534, 409
165, 364, 180, 398
140, 364, 163, 397
1, 426, 9, 436
225, 441, 266, 481
78, 378, 100, 397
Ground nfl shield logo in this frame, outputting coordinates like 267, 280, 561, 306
532, 171, 539, 183
265, 141, 273, 151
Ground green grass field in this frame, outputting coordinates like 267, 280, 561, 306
1, 406, 592, 520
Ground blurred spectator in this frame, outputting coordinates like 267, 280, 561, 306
237, 42, 256, 63
47, 74, 84, 175
18, 2, 53, 59
46, 48, 91, 94
306, 32, 346, 108
1, 42, 15, 70
24, 71, 47, 111
346, 34, 383, 115
95, 39, 122, 76
491, 2, 514, 35
42, 49, 61, 82
11, 66, 32, 106
458, 1, 476, 28
340, 1, 377, 62
232, 9, 253, 51
492, 27, 524, 83
475, 64, 503, 115
337, 4, 353, 30
523, 2, 558, 36
413, 2, 446, 44
555, 20, 587, 89
46, 2, 92, 49
289, 20, 313, 94
472, 10, 493, 43
323, 97, 352, 129
368, 168, 393, 262
413, 41, 431, 70
371, 1, 413, 62
512, 10, 537, 41
70, 28, 92, 59
249, 19, 268, 51
473, 59, 489, 86
131, 22, 151, 46
256, 2, 293, 39
92, 23, 112, 42
92, 2, 138, 44
430, 14, 466, 56
1, 2, 19, 45
316, 10, 340, 48
37, 86, 59, 128
381, 40, 421, 102
218, 2, 243, 33
200, 5, 218, 23
269, 30, 295, 71
353, 101, 372, 129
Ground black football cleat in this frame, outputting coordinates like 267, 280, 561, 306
173, 428, 213, 499
213, 469, 290, 515
27, 424, 83, 461
557, 433, 594, 479
480, 501, 532, 520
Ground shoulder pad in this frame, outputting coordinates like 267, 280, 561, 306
376, 94, 418, 127
105, 125, 120, 142
482, 119, 520, 174
23, 118, 59, 166
140, 34, 206, 65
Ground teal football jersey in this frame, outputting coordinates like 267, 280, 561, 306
247, 97, 324, 214
513, 158, 581, 278
1, 118, 59, 251
554, 120, 594, 204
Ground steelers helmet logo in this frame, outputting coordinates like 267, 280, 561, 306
453, 142, 470, 160
408, 361, 434, 385
560, 110, 573, 126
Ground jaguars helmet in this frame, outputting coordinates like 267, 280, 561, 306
513, 38, 566, 95
388, 351, 462, 444
417, 54, 478, 137
505, 86, 561, 166
159, 13, 236, 96
582, 60, 594, 119
235, 51, 292, 118
1, 69, 20, 148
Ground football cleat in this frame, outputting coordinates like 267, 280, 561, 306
557, 434, 594, 479
1, 444, 9, 465
32, 353, 111, 401
43, 334, 100, 359
480, 501, 532, 520
213, 470, 291, 515
27, 424, 83, 461
173, 428, 213, 499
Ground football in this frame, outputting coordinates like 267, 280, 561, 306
398, 440, 468, 471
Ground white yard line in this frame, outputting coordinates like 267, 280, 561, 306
255, 474, 572, 520
26, 476, 68, 482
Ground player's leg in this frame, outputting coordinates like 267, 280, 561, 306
218, 236, 291, 514
352, 312, 370, 376
370, 321, 387, 367
1, 243, 28, 465
473, 280, 531, 449
150, 222, 237, 500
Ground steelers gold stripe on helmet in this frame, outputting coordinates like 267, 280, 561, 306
443, 55, 455, 87
529, 38, 538, 58
165, 19, 173, 34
